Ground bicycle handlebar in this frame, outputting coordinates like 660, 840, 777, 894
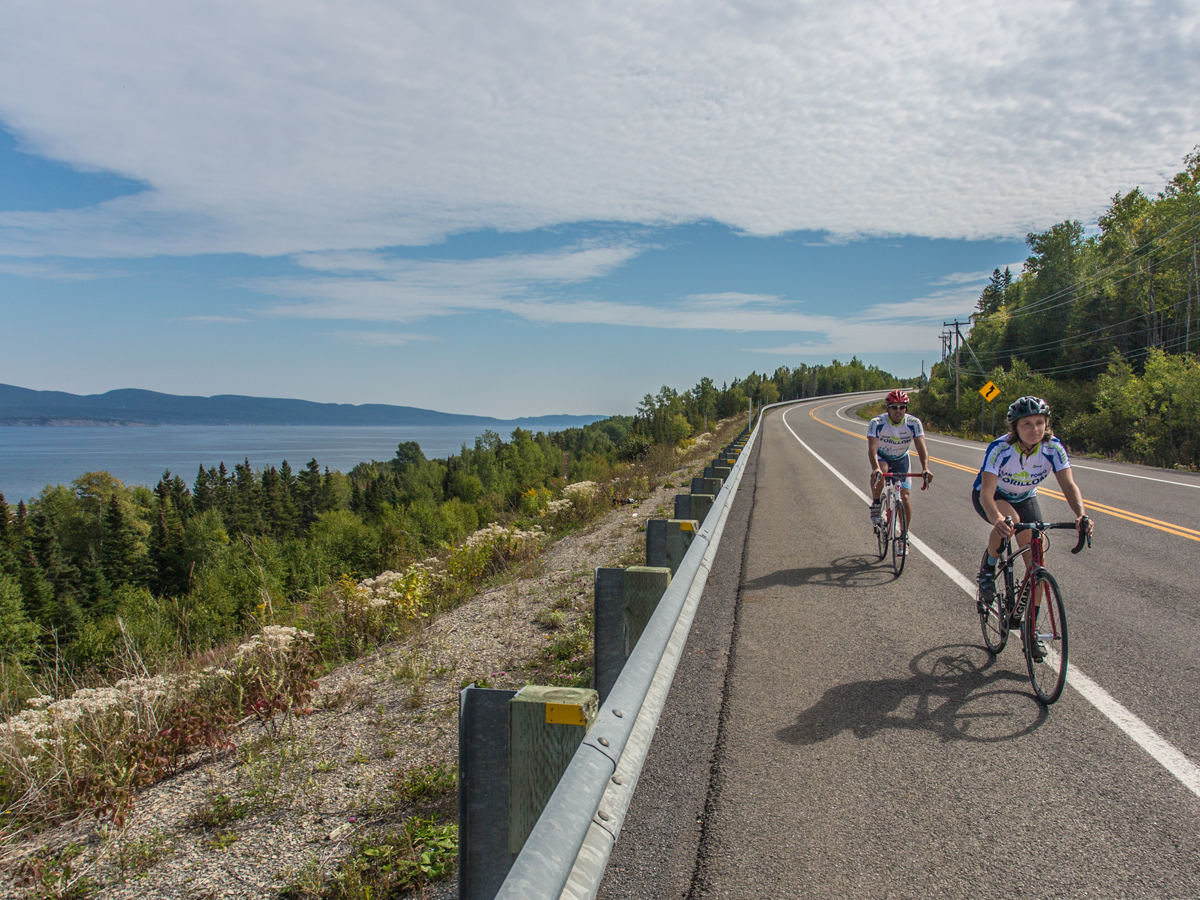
1005, 516, 1092, 554
874, 471, 931, 486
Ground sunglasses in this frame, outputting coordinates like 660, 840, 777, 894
887, 404, 907, 410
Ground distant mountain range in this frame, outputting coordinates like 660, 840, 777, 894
0, 383, 608, 429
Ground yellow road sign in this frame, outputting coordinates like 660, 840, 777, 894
979, 381, 1001, 402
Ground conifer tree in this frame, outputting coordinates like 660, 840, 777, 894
0, 572, 39, 665
149, 497, 188, 597
101, 494, 142, 588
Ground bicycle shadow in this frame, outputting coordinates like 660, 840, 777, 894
775, 644, 1047, 744
744, 555, 894, 592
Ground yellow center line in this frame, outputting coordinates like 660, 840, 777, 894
802, 400, 1200, 544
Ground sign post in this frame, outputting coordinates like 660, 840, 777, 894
978, 381, 1001, 438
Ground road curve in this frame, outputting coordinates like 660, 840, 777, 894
602, 395, 1200, 900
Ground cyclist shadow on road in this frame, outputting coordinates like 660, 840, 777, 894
744, 555, 895, 592
775, 644, 1048, 744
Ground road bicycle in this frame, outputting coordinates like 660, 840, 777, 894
977, 516, 1091, 704
872, 471, 929, 576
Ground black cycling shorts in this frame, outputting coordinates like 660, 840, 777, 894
972, 488, 1043, 526
876, 453, 913, 489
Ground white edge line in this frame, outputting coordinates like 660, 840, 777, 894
778, 405, 1200, 800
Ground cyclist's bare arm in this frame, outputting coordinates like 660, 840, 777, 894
979, 472, 1013, 537
867, 435, 882, 486
1053, 467, 1092, 535
913, 434, 932, 485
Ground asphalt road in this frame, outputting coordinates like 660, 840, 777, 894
603, 395, 1200, 899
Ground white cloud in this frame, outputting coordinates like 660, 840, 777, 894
254, 241, 643, 321
0, 260, 103, 280
248, 240, 1000, 364
335, 331, 439, 346
178, 315, 248, 324
0, 1, 1196, 259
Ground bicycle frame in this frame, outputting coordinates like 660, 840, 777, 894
996, 520, 1089, 622
998, 530, 1048, 628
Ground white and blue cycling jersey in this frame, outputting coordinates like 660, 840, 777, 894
867, 413, 924, 461
972, 436, 1071, 501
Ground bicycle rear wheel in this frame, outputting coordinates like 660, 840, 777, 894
890, 497, 907, 576
1024, 570, 1068, 704
978, 555, 1008, 654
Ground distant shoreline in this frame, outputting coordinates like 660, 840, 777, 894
1, 419, 150, 427
0, 418, 599, 428
0, 382, 609, 429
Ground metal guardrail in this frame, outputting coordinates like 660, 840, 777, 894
493, 389, 888, 900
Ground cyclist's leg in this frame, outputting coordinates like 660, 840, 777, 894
974, 490, 1018, 608
871, 455, 890, 501
870, 456, 890, 524
889, 454, 912, 527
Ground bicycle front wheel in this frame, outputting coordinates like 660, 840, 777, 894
1024, 570, 1068, 704
876, 498, 888, 559
890, 497, 907, 576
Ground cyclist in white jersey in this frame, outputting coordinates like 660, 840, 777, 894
867, 390, 932, 554
973, 396, 1093, 615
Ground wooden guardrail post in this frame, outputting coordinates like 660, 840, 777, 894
459, 685, 518, 900
674, 492, 714, 524
646, 518, 699, 574
509, 686, 599, 854
593, 565, 671, 702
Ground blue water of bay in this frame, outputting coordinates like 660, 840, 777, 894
0, 424, 518, 502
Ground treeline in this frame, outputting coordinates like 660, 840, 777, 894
915, 147, 1200, 468
632, 359, 914, 446
0, 361, 906, 687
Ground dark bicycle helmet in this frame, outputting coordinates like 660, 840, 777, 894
885, 389, 909, 405
1006, 395, 1051, 425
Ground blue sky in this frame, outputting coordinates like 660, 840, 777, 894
1, 2, 1197, 418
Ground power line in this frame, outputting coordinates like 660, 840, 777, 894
972, 214, 1200, 326
969, 290, 1199, 363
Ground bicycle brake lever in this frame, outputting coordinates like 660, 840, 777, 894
1070, 515, 1091, 554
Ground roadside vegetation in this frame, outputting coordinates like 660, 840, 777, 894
0, 361, 908, 871
913, 147, 1200, 469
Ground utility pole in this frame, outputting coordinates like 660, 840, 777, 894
955, 321, 987, 378
942, 319, 980, 405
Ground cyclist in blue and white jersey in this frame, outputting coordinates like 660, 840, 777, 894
974, 396, 1093, 606
867, 390, 932, 552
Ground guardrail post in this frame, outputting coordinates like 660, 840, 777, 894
594, 567, 626, 703
704, 464, 731, 482
690, 476, 724, 497
593, 565, 672, 702
509, 686, 599, 855
622, 566, 672, 653
459, 685, 519, 900
675, 492, 714, 523
646, 518, 699, 574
